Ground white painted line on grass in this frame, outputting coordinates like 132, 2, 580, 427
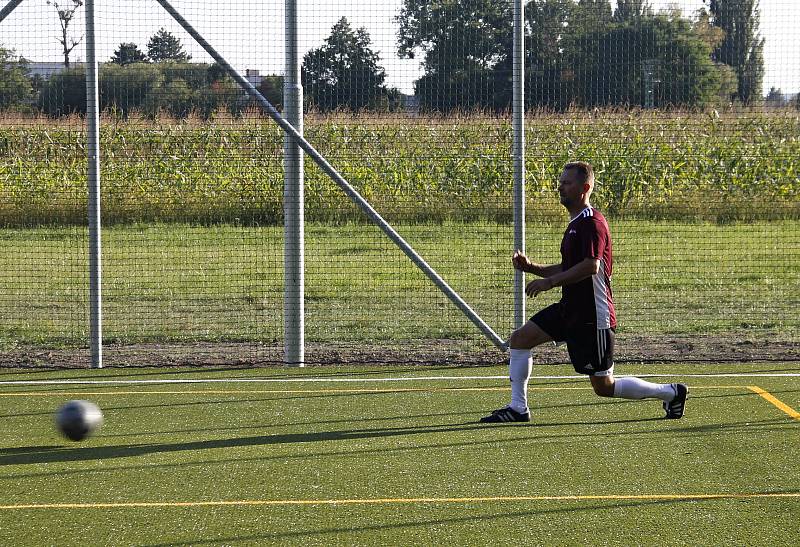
0, 372, 797, 386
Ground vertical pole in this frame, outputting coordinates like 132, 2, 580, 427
284, 0, 304, 366
85, 0, 102, 368
512, 0, 526, 329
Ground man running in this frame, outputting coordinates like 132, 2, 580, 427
481, 161, 687, 423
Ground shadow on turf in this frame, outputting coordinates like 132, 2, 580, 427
137, 491, 800, 546
0, 415, 672, 466
0, 421, 499, 465
3, 416, 792, 480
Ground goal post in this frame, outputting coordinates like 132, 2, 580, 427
283, 0, 304, 366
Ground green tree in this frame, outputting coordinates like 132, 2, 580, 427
302, 18, 387, 111
572, 0, 613, 33
397, 0, 506, 110
147, 28, 191, 63
100, 63, 162, 116
47, 0, 83, 67
398, 0, 576, 110
0, 47, 31, 110
110, 42, 148, 65
707, 0, 765, 103
37, 68, 86, 116
613, 0, 653, 22
256, 75, 284, 110
570, 14, 721, 108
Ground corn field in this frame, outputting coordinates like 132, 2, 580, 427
0, 108, 798, 227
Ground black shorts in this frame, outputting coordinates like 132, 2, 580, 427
531, 303, 615, 376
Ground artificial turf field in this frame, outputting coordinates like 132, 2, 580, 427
0, 363, 797, 545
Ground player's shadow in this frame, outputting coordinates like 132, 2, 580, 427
0, 412, 695, 467
0, 421, 493, 465
4, 416, 789, 481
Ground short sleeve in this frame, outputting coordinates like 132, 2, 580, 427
579, 218, 606, 260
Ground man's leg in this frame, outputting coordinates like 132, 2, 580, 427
479, 321, 552, 423
575, 328, 688, 419
507, 321, 552, 412
589, 374, 689, 419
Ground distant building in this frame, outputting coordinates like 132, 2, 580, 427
245, 69, 263, 87
401, 93, 419, 114
27, 62, 86, 80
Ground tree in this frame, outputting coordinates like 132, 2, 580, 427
48, 0, 83, 67
302, 18, 387, 111
37, 68, 86, 116
573, 0, 613, 32
397, 0, 508, 110
0, 47, 31, 110
110, 42, 148, 65
100, 63, 162, 116
613, 0, 653, 23
570, 14, 721, 108
257, 75, 283, 110
707, 0, 765, 104
398, 0, 577, 110
147, 28, 191, 63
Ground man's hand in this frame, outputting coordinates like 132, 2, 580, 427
512, 249, 532, 272
525, 277, 554, 297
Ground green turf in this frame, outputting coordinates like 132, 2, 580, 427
0, 363, 797, 544
0, 219, 797, 349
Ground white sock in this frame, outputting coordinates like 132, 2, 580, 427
613, 377, 675, 401
509, 348, 532, 412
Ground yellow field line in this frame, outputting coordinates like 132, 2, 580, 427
0, 492, 797, 510
748, 386, 800, 421
0, 385, 748, 396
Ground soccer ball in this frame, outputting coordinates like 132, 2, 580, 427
55, 400, 103, 442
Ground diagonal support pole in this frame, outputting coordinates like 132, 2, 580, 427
0, 0, 25, 25
154, 0, 508, 351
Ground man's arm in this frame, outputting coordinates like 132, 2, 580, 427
527, 262, 563, 278
512, 250, 562, 278
525, 257, 599, 297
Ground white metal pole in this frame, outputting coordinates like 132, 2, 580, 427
85, 0, 102, 368
513, 0, 526, 330
284, 0, 304, 366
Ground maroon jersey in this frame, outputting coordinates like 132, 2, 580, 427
559, 206, 616, 329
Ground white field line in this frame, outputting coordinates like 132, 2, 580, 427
0, 372, 797, 386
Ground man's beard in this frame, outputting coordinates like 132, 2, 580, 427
560, 194, 573, 207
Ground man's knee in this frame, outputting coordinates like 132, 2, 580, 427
591, 377, 615, 397
508, 321, 551, 350
508, 329, 527, 349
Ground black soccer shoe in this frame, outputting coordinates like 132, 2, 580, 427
663, 383, 688, 419
479, 406, 531, 423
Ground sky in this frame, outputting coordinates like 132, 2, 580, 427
1, 0, 797, 96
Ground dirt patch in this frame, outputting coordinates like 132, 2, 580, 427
0, 335, 796, 368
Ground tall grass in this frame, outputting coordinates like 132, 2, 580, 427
0, 108, 798, 226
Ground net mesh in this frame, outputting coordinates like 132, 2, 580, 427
0, 0, 796, 366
